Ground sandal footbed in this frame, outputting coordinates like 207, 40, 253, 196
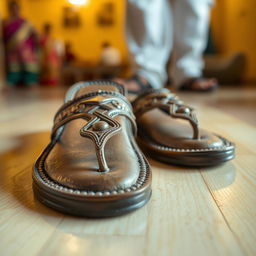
33, 82, 152, 217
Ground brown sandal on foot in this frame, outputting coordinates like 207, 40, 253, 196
33, 80, 151, 217
127, 74, 153, 95
132, 88, 235, 166
179, 77, 219, 92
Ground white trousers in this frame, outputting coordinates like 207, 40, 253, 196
126, 0, 213, 88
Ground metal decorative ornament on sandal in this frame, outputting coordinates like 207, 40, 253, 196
80, 110, 121, 172
133, 89, 199, 139
53, 96, 135, 172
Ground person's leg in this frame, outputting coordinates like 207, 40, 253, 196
6, 55, 22, 86
170, 0, 216, 89
23, 59, 39, 87
7, 71, 22, 86
125, 0, 173, 90
24, 71, 39, 86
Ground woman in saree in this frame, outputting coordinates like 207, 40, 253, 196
40, 23, 63, 86
3, 1, 39, 87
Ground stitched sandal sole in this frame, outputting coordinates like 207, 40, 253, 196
33, 136, 152, 217
33, 81, 152, 217
137, 134, 235, 167
33, 181, 151, 218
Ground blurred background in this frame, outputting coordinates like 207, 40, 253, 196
0, 0, 255, 89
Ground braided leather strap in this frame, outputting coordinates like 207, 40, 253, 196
133, 88, 199, 139
52, 92, 136, 172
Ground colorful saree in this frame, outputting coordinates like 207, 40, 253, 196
40, 35, 61, 86
3, 17, 39, 85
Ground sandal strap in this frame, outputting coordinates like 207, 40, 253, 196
52, 91, 136, 172
128, 74, 153, 94
132, 88, 199, 139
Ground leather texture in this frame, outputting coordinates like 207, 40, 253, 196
33, 81, 152, 217
45, 84, 141, 190
132, 88, 235, 166
45, 117, 140, 190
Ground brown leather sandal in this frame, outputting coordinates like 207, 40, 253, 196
179, 77, 219, 92
33, 80, 151, 217
132, 88, 235, 166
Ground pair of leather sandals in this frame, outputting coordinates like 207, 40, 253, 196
33, 80, 235, 217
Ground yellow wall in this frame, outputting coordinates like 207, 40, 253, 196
0, 0, 7, 17
212, 0, 256, 81
0, 0, 128, 64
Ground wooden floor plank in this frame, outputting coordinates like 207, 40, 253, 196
38, 234, 145, 256
201, 156, 256, 256
144, 161, 245, 256
193, 104, 256, 256
56, 205, 149, 236
0, 164, 64, 256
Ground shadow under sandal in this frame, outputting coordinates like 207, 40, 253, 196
33, 80, 152, 217
132, 88, 235, 166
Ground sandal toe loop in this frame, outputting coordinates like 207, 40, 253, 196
133, 88, 199, 139
52, 93, 136, 172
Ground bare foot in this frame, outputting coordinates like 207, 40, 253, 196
114, 75, 151, 94
180, 77, 218, 91
114, 78, 140, 92
190, 78, 218, 90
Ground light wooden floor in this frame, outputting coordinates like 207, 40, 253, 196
0, 86, 256, 256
